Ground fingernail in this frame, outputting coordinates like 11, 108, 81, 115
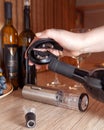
36, 32, 42, 37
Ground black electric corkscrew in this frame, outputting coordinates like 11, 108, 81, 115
27, 38, 104, 102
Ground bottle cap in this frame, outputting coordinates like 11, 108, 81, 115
4, 2, 12, 19
24, 0, 30, 6
25, 112, 36, 128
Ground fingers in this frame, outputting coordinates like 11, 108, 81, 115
25, 37, 39, 59
36, 29, 54, 38
27, 48, 63, 70
28, 60, 42, 69
25, 29, 64, 70
35, 29, 61, 42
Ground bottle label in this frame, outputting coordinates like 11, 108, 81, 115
4, 44, 18, 78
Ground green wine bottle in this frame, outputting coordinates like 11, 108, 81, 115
1, 2, 19, 90
18, 0, 36, 88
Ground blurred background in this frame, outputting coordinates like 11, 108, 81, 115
0, 0, 104, 34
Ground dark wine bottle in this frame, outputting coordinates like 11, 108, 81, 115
1, 2, 19, 90
18, 0, 36, 88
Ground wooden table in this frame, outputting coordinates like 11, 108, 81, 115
1, 52, 104, 130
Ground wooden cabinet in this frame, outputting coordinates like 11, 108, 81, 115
0, 0, 76, 34
31, 0, 76, 32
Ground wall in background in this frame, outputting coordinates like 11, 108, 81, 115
76, 0, 104, 28
31, 0, 76, 33
76, 0, 104, 6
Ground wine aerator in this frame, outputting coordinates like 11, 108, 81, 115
27, 38, 104, 102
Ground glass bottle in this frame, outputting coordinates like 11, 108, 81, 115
1, 2, 19, 90
18, 0, 36, 88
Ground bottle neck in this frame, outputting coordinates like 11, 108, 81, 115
5, 18, 13, 25
24, 6, 31, 30
4, 2, 12, 26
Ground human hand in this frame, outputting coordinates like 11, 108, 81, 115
35, 29, 85, 57
25, 28, 85, 69
25, 37, 63, 69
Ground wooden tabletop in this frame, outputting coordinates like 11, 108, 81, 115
1, 52, 104, 130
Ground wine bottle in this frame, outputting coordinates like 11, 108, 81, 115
1, 2, 19, 90
18, 0, 36, 88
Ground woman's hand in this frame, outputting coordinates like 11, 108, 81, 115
26, 26, 104, 69
25, 37, 63, 69
35, 29, 86, 57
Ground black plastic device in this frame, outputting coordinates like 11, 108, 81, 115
27, 38, 104, 102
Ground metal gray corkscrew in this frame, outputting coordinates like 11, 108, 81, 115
27, 38, 104, 103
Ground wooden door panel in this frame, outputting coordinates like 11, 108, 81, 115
31, 0, 76, 32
